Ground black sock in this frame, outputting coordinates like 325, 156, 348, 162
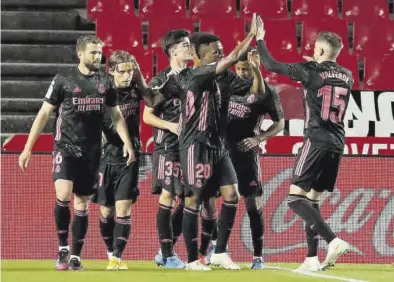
215, 200, 238, 254
157, 204, 173, 259
113, 216, 131, 258
71, 209, 89, 256
199, 208, 217, 256
171, 203, 184, 247
211, 220, 218, 241
288, 194, 336, 243
306, 198, 319, 257
247, 207, 264, 257
182, 207, 199, 262
99, 215, 115, 253
54, 199, 71, 247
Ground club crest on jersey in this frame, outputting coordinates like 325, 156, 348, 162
247, 94, 256, 104
98, 83, 105, 94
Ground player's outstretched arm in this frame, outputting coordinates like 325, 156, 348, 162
19, 101, 55, 170
248, 49, 265, 95
109, 106, 135, 165
143, 106, 179, 136
215, 14, 257, 75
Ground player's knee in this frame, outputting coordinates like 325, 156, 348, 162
74, 195, 90, 211
55, 180, 73, 201
100, 205, 114, 218
115, 200, 133, 217
159, 190, 174, 206
221, 184, 240, 203
201, 198, 216, 215
244, 196, 261, 213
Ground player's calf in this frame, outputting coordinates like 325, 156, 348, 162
199, 198, 217, 258
70, 195, 89, 270
99, 206, 115, 260
54, 180, 73, 270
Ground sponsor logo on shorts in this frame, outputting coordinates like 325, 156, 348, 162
165, 177, 171, 185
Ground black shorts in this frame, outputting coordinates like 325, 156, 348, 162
95, 158, 140, 206
291, 139, 342, 193
180, 142, 238, 201
230, 149, 262, 198
152, 150, 183, 196
52, 146, 100, 196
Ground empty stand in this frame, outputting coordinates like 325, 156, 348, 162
190, 0, 236, 18
301, 20, 349, 53
148, 18, 194, 49
241, 0, 288, 19
138, 0, 187, 18
364, 55, 394, 90
198, 18, 246, 52
96, 13, 143, 51
264, 20, 297, 53
336, 54, 360, 89
353, 20, 394, 57
87, 0, 102, 19
292, 0, 338, 20
343, 0, 389, 21
155, 51, 170, 73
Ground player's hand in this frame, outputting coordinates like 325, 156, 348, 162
256, 15, 266, 41
19, 149, 32, 171
249, 13, 257, 36
167, 122, 180, 136
237, 137, 260, 152
123, 144, 135, 165
248, 49, 261, 68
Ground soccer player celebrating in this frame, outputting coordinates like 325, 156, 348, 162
256, 15, 352, 271
177, 14, 259, 271
96, 50, 167, 270
189, 32, 259, 265
18, 35, 134, 271
143, 29, 193, 269
230, 49, 284, 269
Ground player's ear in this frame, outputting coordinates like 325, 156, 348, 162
320, 49, 324, 56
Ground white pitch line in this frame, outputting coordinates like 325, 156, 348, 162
264, 265, 369, 282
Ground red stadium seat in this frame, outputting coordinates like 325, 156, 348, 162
241, 0, 288, 19
89, 0, 134, 19
198, 18, 246, 52
190, 0, 236, 18
301, 20, 349, 53
364, 55, 394, 90
138, 0, 187, 18
155, 51, 171, 73
336, 54, 360, 89
148, 18, 194, 49
292, 0, 339, 20
353, 21, 394, 57
87, 0, 103, 20
343, 0, 389, 21
264, 20, 297, 53
96, 13, 143, 51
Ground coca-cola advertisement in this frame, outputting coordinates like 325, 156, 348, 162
1, 154, 393, 263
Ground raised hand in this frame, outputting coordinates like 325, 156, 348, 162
256, 15, 266, 41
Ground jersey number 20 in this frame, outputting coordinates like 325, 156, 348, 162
318, 85, 348, 123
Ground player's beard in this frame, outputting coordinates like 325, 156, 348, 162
85, 60, 101, 72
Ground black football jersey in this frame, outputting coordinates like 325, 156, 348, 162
179, 63, 224, 149
149, 67, 193, 152
227, 81, 284, 144
101, 82, 142, 164
44, 67, 117, 154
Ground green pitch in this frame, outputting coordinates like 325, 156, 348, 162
1, 260, 392, 282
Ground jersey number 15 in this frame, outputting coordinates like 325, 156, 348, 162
318, 85, 348, 123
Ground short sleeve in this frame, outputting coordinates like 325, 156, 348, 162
105, 79, 118, 107
43, 74, 64, 106
193, 63, 218, 78
260, 87, 284, 121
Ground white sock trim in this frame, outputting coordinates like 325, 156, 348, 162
70, 255, 80, 261
59, 246, 70, 251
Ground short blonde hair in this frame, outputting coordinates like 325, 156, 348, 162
316, 32, 343, 59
